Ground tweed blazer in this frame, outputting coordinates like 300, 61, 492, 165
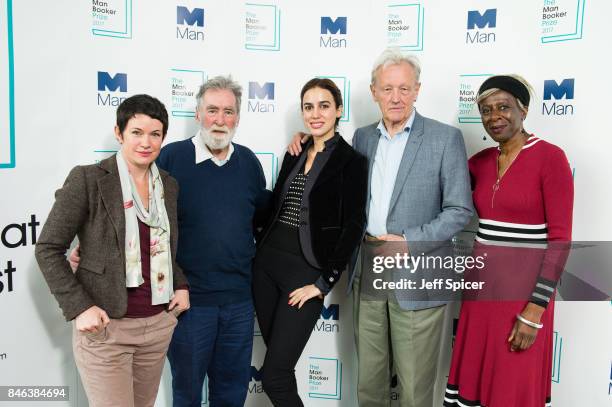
350, 111, 474, 310
35, 155, 188, 321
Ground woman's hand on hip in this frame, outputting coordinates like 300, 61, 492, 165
75, 306, 110, 333
289, 284, 323, 309
168, 289, 190, 316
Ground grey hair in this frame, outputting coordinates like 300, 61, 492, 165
476, 74, 534, 112
371, 48, 421, 85
196, 75, 242, 114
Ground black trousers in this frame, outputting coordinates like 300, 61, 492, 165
252, 224, 323, 407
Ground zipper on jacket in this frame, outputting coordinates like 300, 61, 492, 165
491, 179, 500, 208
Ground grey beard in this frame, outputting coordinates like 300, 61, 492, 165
201, 126, 235, 150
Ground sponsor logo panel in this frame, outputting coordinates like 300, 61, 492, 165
245, 3, 281, 51
91, 0, 132, 39
0, 0, 15, 168
541, 0, 585, 43
386, 3, 424, 51
171, 69, 206, 117
457, 74, 492, 124
308, 357, 342, 400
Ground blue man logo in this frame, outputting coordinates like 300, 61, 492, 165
250, 366, 263, 381
321, 17, 347, 35
544, 79, 575, 100
249, 82, 275, 100
177, 6, 204, 27
97, 72, 127, 92
320, 304, 339, 320
467, 9, 497, 29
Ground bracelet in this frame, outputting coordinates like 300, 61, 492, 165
516, 314, 543, 329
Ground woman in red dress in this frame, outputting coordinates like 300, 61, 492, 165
444, 75, 574, 407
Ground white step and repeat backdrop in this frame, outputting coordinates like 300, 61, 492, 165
1, 0, 611, 406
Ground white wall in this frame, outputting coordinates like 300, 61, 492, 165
0, 0, 610, 406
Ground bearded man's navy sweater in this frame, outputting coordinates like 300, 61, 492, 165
157, 138, 270, 306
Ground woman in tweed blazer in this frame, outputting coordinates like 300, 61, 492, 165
35, 95, 189, 407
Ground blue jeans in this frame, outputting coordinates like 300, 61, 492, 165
167, 300, 254, 407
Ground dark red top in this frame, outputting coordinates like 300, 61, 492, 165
124, 219, 166, 317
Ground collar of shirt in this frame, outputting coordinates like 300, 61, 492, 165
304, 132, 341, 152
192, 130, 235, 166
376, 109, 416, 140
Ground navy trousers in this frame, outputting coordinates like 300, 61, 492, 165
167, 300, 254, 407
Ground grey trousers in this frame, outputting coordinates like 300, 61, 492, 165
353, 273, 446, 407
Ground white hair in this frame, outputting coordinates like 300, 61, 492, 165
196, 75, 242, 113
371, 48, 421, 85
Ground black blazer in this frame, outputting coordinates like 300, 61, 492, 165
259, 136, 368, 290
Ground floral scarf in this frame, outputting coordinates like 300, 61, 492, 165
116, 151, 173, 305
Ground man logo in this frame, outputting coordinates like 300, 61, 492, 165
249, 82, 275, 100
248, 82, 275, 113
320, 17, 347, 48
466, 9, 496, 44
542, 79, 574, 116
177, 6, 204, 27
249, 365, 264, 394
316, 304, 339, 333
176, 6, 205, 41
543, 78, 575, 100
467, 9, 497, 29
250, 366, 263, 381
320, 304, 339, 320
97, 72, 127, 107
97, 72, 127, 92
321, 17, 347, 35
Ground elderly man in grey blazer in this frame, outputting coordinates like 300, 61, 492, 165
351, 49, 473, 407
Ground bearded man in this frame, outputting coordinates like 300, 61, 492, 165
157, 76, 271, 407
